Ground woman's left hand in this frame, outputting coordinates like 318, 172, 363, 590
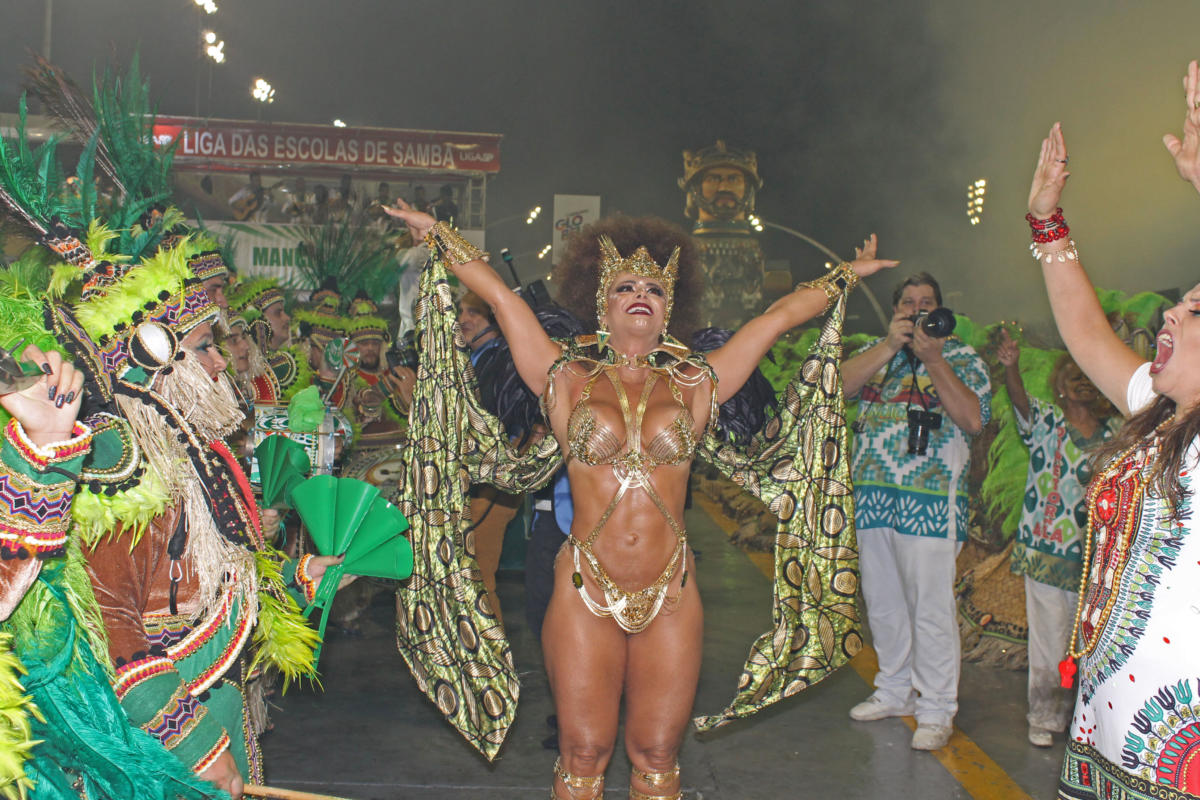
306, 555, 358, 590
1028, 123, 1070, 219
1163, 59, 1200, 192
996, 328, 1020, 368
849, 234, 900, 278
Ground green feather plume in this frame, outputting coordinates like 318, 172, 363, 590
981, 385, 1029, 533
227, 278, 279, 319
280, 344, 316, 405
0, 296, 58, 355
0, 633, 41, 800
1100, 288, 1171, 329
250, 551, 320, 693
951, 314, 988, 353
3, 542, 112, 682
70, 467, 170, 549
0, 248, 52, 301
293, 220, 395, 299
0, 95, 92, 236
0, 296, 64, 432
73, 236, 192, 340
83, 219, 122, 264
92, 53, 175, 207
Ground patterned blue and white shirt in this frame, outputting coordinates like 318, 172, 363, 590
850, 337, 991, 541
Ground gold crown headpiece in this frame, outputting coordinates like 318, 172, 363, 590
596, 235, 680, 328
679, 140, 763, 189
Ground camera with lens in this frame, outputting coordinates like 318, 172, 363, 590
906, 409, 943, 456
908, 307, 957, 338
386, 329, 419, 371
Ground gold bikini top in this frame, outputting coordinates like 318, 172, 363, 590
566, 367, 697, 469
558, 364, 702, 633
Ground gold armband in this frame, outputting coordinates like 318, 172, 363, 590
795, 261, 859, 312
424, 221, 489, 265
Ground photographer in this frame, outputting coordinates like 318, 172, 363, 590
840, 272, 991, 752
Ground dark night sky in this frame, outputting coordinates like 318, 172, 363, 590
3, 0, 1200, 338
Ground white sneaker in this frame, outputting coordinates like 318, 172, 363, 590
1028, 726, 1054, 748
911, 723, 953, 751
849, 694, 916, 722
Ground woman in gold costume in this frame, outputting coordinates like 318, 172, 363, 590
385, 203, 895, 799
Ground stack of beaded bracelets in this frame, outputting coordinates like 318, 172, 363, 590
795, 260, 859, 312
1027, 208, 1080, 264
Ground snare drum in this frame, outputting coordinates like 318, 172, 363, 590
248, 404, 352, 482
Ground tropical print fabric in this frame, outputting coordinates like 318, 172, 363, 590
1010, 398, 1119, 592
850, 338, 991, 541
693, 296, 862, 731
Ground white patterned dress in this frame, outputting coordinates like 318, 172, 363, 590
1059, 363, 1200, 800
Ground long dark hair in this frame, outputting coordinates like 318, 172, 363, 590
1091, 394, 1198, 520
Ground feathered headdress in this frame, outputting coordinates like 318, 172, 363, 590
347, 289, 389, 343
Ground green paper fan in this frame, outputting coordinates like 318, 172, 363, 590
342, 500, 412, 580
288, 475, 412, 664
254, 435, 311, 509
291, 475, 380, 556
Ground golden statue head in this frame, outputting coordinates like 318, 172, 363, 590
679, 140, 763, 222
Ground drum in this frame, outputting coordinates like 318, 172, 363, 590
248, 404, 352, 483
342, 445, 407, 489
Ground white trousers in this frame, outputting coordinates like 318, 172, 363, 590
859, 527, 961, 726
1024, 575, 1077, 732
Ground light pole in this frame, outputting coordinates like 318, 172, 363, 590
42, 0, 52, 61
751, 217, 890, 330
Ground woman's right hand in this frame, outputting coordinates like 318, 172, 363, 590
0, 344, 84, 447
1028, 122, 1071, 219
1162, 59, 1200, 192
199, 749, 243, 799
381, 199, 437, 243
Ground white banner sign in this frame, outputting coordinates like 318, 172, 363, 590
552, 195, 601, 266
201, 221, 484, 286
204, 221, 310, 283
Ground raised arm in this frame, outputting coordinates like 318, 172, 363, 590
995, 329, 1031, 423
705, 234, 898, 403
1026, 123, 1142, 415
383, 201, 561, 395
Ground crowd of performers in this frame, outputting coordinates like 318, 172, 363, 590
1, 53, 1200, 800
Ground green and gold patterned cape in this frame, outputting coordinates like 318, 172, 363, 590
692, 295, 860, 730
395, 254, 859, 757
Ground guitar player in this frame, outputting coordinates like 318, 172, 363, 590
228, 171, 282, 222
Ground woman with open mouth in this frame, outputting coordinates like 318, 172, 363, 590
1026, 60, 1200, 800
